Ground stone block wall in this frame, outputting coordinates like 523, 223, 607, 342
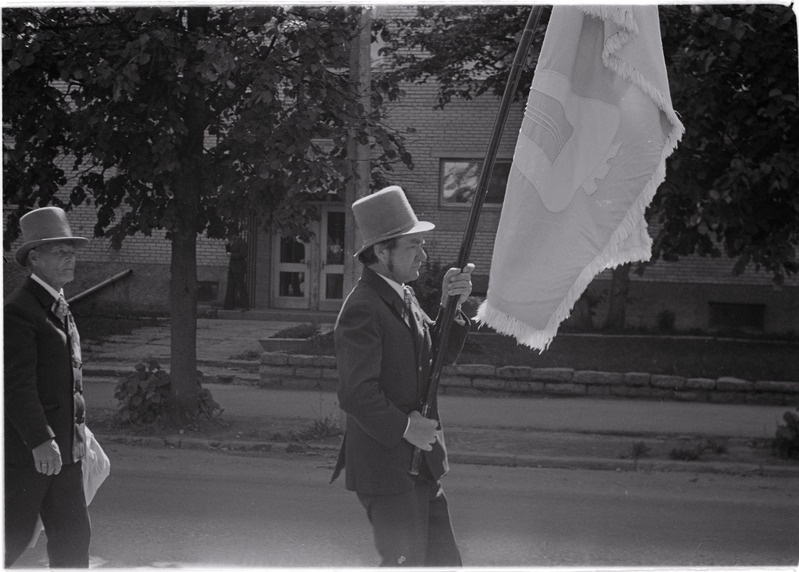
260, 352, 799, 406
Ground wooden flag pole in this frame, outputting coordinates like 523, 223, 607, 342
410, 5, 546, 475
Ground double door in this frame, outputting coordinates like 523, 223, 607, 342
272, 207, 345, 312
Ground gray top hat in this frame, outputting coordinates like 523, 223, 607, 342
15, 206, 89, 266
352, 186, 435, 256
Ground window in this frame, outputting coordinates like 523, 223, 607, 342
440, 159, 511, 208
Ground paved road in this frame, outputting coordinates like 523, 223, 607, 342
12, 444, 799, 568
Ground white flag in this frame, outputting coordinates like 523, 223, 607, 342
477, 5, 684, 351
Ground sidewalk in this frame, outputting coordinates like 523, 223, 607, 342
82, 318, 799, 478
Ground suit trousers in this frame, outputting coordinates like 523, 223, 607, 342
5, 460, 91, 568
357, 479, 462, 567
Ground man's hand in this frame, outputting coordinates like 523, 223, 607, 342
403, 410, 439, 451
440, 263, 475, 308
32, 439, 62, 476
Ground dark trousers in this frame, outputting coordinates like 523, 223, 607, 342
5, 461, 91, 568
357, 479, 462, 567
224, 271, 249, 310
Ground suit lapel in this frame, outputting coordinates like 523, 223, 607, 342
25, 277, 65, 327
361, 267, 430, 396
361, 267, 411, 330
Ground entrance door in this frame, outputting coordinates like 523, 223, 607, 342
273, 233, 310, 309
319, 208, 346, 311
271, 206, 346, 311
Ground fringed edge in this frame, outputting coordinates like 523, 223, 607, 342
592, 5, 686, 141
554, 4, 687, 340
580, 5, 638, 35
577, 2, 686, 269
476, 301, 553, 353
593, 3, 686, 270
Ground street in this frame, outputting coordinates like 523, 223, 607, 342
12, 443, 798, 568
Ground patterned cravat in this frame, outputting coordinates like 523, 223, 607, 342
50, 294, 86, 460
403, 286, 416, 329
52, 294, 69, 322
52, 294, 83, 394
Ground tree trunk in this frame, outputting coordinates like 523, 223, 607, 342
604, 264, 631, 331
168, 7, 209, 421
169, 225, 199, 417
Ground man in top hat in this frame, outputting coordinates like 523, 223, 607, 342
330, 186, 474, 567
4, 206, 92, 567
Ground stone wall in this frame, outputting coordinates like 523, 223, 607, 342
259, 351, 799, 406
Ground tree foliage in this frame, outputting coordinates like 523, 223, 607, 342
3, 6, 410, 246
654, 5, 798, 284
382, 4, 799, 285
2, 6, 410, 419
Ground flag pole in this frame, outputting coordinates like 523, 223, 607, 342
410, 5, 546, 475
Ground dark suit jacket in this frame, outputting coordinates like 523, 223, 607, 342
331, 266, 470, 495
4, 277, 86, 467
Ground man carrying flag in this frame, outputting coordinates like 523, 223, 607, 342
330, 186, 474, 567
478, 5, 684, 350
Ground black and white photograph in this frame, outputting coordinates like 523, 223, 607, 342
3, 3, 798, 569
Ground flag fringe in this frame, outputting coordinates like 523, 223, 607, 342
476, 301, 557, 352
581, 5, 638, 34
477, 6, 685, 352
582, 6, 685, 142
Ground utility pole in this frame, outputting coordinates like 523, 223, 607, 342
343, 6, 372, 293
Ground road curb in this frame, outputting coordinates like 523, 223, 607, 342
95, 433, 799, 478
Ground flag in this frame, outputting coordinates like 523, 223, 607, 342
477, 5, 684, 351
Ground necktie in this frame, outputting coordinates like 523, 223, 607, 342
53, 294, 69, 322
403, 286, 416, 329
52, 295, 84, 398
51, 295, 86, 461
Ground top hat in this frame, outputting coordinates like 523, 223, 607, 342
15, 207, 88, 266
353, 186, 435, 256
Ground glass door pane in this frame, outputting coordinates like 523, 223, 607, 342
273, 235, 310, 309
320, 209, 345, 310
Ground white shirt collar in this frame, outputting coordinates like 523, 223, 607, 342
31, 273, 63, 300
375, 271, 406, 300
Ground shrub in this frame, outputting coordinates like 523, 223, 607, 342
668, 438, 729, 461
631, 441, 651, 459
295, 414, 342, 440
772, 408, 799, 460
669, 444, 705, 461
704, 437, 729, 455
114, 359, 222, 426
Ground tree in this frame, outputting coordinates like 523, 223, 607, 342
652, 5, 799, 285
381, 4, 799, 326
3, 6, 411, 421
